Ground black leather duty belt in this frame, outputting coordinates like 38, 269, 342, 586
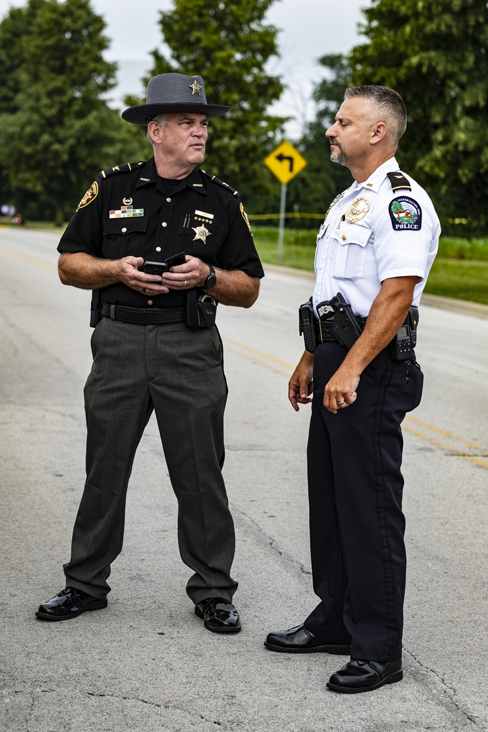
314, 315, 367, 344
101, 302, 185, 325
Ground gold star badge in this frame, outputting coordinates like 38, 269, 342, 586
192, 224, 211, 244
189, 80, 202, 96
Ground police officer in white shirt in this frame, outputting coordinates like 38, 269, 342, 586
265, 86, 440, 693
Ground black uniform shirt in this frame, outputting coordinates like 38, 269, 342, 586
58, 158, 265, 309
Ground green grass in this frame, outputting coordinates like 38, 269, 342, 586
424, 258, 488, 304
253, 227, 488, 305
253, 226, 316, 271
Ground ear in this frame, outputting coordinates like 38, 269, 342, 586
370, 122, 387, 146
148, 120, 163, 145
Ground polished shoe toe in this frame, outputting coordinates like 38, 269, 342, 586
36, 587, 107, 621
195, 597, 241, 633
265, 623, 351, 655
327, 659, 403, 693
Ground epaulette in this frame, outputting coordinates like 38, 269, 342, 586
387, 171, 412, 192
100, 161, 145, 179
200, 170, 239, 197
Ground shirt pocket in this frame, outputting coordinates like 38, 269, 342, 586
184, 218, 226, 260
331, 223, 371, 280
102, 218, 148, 259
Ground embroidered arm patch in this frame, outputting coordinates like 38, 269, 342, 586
389, 196, 422, 230
240, 202, 252, 234
77, 181, 99, 211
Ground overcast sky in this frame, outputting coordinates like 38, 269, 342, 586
0, 0, 370, 137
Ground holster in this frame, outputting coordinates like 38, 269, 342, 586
185, 290, 217, 328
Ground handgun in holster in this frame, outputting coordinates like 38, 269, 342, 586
327, 293, 364, 350
299, 293, 364, 353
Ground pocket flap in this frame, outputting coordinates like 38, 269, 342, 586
331, 222, 371, 247
103, 218, 148, 236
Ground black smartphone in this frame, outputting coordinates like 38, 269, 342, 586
165, 251, 186, 269
140, 261, 167, 276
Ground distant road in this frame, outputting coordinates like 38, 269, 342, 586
1, 228, 487, 731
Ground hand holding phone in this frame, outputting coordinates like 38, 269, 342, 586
138, 252, 186, 275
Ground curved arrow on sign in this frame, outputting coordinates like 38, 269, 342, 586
275, 153, 294, 172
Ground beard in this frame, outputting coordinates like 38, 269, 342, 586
330, 142, 348, 167
330, 142, 347, 167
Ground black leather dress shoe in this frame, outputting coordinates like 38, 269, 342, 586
265, 624, 351, 654
36, 587, 107, 621
195, 597, 241, 633
327, 658, 403, 693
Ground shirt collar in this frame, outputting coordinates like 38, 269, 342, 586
135, 158, 208, 195
352, 157, 400, 194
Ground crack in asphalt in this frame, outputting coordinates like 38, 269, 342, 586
231, 503, 312, 577
403, 647, 480, 727
85, 691, 224, 727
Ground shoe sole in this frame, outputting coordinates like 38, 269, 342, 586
264, 641, 351, 655
35, 599, 108, 621
326, 668, 403, 693
194, 605, 241, 633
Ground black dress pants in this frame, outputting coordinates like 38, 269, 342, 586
63, 318, 237, 604
304, 342, 423, 662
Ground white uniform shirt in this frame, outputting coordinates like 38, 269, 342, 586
313, 157, 440, 318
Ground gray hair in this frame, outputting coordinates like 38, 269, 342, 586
147, 113, 169, 145
344, 85, 407, 146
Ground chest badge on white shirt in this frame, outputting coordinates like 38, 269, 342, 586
345, 197, 370, 223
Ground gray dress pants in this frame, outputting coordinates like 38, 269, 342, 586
63, 317, 237, 604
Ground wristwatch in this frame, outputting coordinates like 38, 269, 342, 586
204, 264, 217, 290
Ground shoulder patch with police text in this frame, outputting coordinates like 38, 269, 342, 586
77, 181, 98, 211
389, 196, 422, 230
240, 202, 252, 234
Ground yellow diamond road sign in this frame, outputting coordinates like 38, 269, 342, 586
264, 140, 307, 184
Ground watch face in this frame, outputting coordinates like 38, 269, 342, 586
206, 272, 217, 289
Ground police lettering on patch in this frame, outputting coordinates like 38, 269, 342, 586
389, 196, 422, 230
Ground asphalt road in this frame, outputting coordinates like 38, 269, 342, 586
1, 227, 487, 732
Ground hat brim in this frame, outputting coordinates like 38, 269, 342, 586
122, 103, 232, 125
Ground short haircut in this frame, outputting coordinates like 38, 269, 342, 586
147, 113, 169, 145
344, 85, 407, 145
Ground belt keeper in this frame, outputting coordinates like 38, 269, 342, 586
110, 304, 116, 320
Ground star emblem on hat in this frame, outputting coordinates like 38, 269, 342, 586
189, 80, 202, 96
192, 224, 211, 244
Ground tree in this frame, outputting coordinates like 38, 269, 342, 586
147, 0, 285, 195
348, 0, 488, 232
0, 0, 150, 224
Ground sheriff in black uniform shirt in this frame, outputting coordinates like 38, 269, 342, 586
36, 73, 264, 633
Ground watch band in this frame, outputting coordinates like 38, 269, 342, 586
204, 265, 217, 290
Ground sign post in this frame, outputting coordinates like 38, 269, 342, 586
264, 141, 307, 263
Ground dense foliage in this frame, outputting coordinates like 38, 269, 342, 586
0, 0, 149, 224
348, 0, 488, 233
145, 0, 285, 197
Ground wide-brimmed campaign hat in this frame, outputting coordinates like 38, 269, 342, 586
122, 73, 232, 125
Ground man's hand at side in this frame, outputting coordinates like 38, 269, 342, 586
289, 350, 315, 411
